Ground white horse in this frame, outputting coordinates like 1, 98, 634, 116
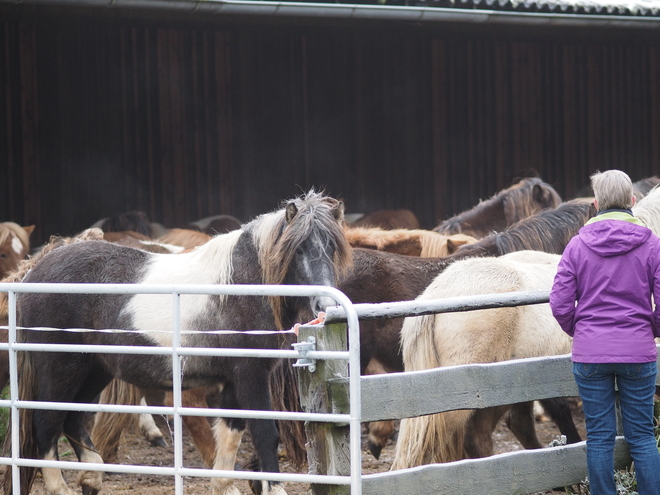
391, 250, 572, 470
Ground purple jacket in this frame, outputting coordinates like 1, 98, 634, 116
549, 211, 660, 363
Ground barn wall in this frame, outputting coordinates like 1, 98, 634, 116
1, 6, 659, 246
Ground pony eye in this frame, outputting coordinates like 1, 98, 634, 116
296, 248, 303, 256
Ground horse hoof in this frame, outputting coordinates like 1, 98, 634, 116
367, 440, 382, 460
149, 436, 168, 447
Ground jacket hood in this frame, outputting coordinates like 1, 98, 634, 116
580, 212, 650, 257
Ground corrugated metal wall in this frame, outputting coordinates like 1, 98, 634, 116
1, 8, 659, 246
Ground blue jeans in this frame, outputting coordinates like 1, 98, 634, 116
573, 361, 660, 495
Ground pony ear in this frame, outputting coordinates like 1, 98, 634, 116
23, 225, 35, 236
445, 239, 459, 254
285, 203, 298, 223
532, 184, 553, 206
332, 201, 345, 222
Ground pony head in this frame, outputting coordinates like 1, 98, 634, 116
252, 190, 353, 329
0, 222, 34, 279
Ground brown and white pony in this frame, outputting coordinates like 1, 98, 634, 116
434, 177, 562, 238
0, 223, 33, 280
349, 209, 421, 230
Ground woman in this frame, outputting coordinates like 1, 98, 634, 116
550, 169, 660, 495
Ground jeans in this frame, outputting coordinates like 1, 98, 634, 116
573, 361, 660, 495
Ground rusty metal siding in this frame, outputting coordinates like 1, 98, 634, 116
1, 10, 660, 247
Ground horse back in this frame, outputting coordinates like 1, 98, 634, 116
18, 241, 150, 337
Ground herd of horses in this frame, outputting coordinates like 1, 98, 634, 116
1, 175, 660, 495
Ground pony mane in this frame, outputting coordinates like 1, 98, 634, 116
0, 222, 31, 251
436, 177, 562, 236
344, 226, 477, 257
633, 184, 660, 236
249, 190, 353, 329
454, 198, 596, 258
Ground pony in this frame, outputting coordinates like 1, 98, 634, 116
0, 222, 34, 280
344, 227, 477, 257
90, 210, 154, 237
101, 231, 185, 254
434, 177, 562, 238
633, 176, 660, 199
449, 198, 597, 259
391, 250, 572, 470
632, 183, 660, 236
187, 214, 242, 235
157, 228, 213, 250
349, 209, 421, 230
4, 191, 352, 495
92, 195, 593, 467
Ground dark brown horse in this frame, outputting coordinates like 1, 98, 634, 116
434, 177, 562, 238
449, 198, 597, 260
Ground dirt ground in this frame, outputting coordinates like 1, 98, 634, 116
25, 399, 587, 495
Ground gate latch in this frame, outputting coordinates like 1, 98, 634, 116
292, 336, 316, 373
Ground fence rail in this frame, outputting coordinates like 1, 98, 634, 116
0, 282, 644, 495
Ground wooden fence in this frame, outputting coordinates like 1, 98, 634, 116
296, 291, 640, 495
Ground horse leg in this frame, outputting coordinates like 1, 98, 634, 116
505, 402, 544, 449
538, 397, 582, 444
63, 411, 104, 495
226, 369, 287, 495
463, 405, 511, 458
36, 409, 77, 495
363, 359, 395, 460
205, 383, 245, 495
163, 387, 217, 468
137, 397, 167, 447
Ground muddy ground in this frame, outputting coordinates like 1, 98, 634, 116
26, 399, 586, 495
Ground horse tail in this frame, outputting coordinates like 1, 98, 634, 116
400, 313, 442, 372
392, 311, 471, 469
269, 359, 307, 469
91, 378, 142, 464
2, 350, 39, 495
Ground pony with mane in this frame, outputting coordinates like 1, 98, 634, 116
633, 184, 660, 236
349, 209, 421, 230
434, 177, 562, 238
391, 250, 572, 469
0, 223, 34, 280
3, 191, 351, 495
344, 227, 477, 257
449, 198, 597, 259
187, 214, 242, 235
157, 228, 212, 250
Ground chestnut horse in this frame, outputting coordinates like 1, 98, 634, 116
0, 223, 33, 279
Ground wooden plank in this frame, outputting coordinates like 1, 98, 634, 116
357, 354, 578, 422
297, 322, 351, 495
362, 438, 631, 495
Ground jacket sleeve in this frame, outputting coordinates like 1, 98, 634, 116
652, 241, 660, 339
549, 248, 577, 337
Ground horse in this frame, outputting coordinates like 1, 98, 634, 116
0, 222, 34, 280
3, 191, 352, 495
632, 183, 660, 236
101, 231, 186, 254
92, 197, 592, 467
448, 198, 597, 259
187, 214, 242, 236
157, 228, 213, 250
349, 209, 421, 230
391, 250, 573, 470
344, 227, 477, 257
433, 177, 562, 238
90, 210, 155, 237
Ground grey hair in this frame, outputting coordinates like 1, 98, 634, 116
591, 170, 634, 211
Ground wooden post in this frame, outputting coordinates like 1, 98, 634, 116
296, 321, 351, 495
